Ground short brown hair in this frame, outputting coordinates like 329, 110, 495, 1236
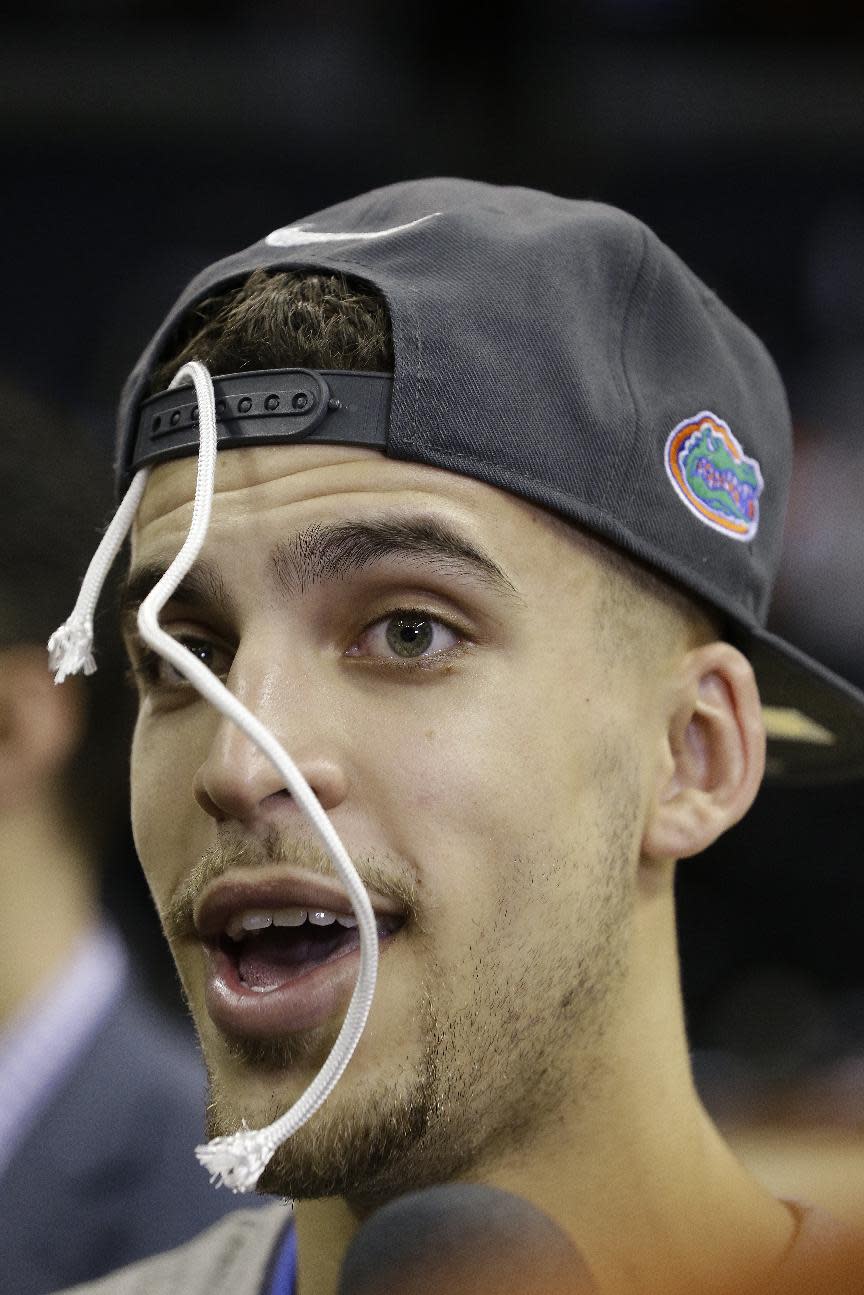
149, 268, 393, 393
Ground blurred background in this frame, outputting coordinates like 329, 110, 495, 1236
3, 0, 862, 1227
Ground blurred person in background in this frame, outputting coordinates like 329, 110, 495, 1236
0, 380, 264, 1295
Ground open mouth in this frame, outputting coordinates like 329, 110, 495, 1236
221, 908, 405, 994
195, 872, 409, 1036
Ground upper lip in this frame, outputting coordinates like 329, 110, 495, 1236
193, 868, 405, 941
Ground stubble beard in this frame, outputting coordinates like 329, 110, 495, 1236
202, 824, 636, 1207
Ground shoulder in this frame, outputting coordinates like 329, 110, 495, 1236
55, 1204, 292, 1295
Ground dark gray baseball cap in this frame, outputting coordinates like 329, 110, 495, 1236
116, 177, 864, 785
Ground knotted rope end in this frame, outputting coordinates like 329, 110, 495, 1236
194, 1125, 275, 1194
47, 617, 97, 684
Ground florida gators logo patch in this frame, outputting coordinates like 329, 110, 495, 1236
664, 412, 763, 542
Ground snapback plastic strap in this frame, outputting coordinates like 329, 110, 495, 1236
129, 368, 391, 480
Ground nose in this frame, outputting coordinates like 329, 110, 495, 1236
192, 657, 349, 828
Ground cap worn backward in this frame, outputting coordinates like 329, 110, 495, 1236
116, 177, 864, 784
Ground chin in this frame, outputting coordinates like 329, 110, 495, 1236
202, 1033, 443, 1203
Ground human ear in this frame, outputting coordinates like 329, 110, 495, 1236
0, 646, 84, 809
641, 641, 766, 862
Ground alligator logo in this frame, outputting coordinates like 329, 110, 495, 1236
664, 412, 763, 542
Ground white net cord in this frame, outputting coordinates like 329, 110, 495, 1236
48, 359, 379, 1192
48, 469, 151, 682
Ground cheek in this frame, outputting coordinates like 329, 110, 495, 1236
130, 711, 206, 910
359, 668, 614, 902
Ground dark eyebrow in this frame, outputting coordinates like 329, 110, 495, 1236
269, 517, 521, 601
119, 558, 234, 632
119, 515, 521, 635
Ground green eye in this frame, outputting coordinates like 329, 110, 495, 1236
346, 608, 463, 663
385, 615, 435, 657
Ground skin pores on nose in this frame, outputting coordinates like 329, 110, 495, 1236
126, 444, 655, 1188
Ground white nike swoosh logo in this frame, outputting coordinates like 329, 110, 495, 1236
265, 213, 439, 248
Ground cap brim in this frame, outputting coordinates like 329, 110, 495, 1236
742, 626, 864, 785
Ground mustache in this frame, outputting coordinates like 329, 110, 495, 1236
163, 827, 420, 941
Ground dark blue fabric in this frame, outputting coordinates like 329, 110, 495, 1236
265, 1222, 297, 1295
0, 970, 268, 1294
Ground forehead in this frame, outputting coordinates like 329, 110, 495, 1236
131, 442, 603, 601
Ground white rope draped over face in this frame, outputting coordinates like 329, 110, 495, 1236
48, 361, 379, 1192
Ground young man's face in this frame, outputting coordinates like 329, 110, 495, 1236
125, 442, 663, 1200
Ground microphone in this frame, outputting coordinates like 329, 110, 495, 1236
337, 1183, 597, 1294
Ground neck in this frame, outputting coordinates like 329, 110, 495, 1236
0, 797, 97, 1026
293, 889, 794, 1295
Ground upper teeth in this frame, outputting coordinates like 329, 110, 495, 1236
225, 908, 359, 941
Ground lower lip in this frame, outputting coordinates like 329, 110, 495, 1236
202, 931, 396, 1039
